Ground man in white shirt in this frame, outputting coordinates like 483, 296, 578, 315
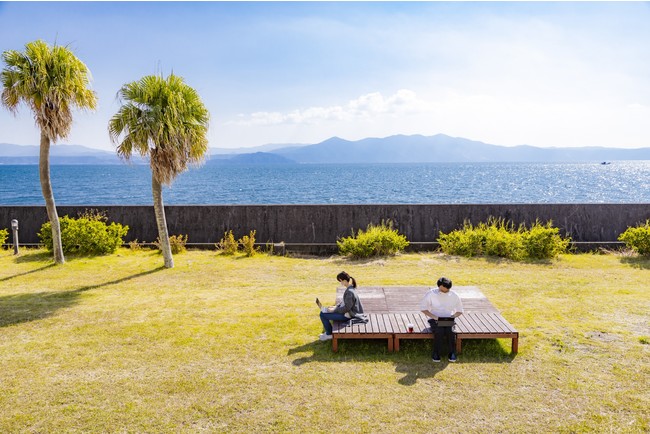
419, 277, 464, 362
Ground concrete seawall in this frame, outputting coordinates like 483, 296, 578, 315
1, 204, 648, 252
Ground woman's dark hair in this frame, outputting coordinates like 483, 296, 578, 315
337, 271, 357, 288
437, 277, 452, 289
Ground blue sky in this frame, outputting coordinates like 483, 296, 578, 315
1, 1, 650, 151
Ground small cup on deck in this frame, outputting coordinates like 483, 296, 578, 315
407, 323, 414, 333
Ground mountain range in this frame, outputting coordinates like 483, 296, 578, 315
1, 134, 649, 164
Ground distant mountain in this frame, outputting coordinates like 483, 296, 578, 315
0, 143, 114, 157
3, 135, 649, 164
270, 134, 650, 163
0, 143, 145, 164
207, 152, 295, 165
210, 142, 308, 155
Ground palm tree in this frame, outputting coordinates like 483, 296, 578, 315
1, 40, 97, 264
108, 74, 209, 268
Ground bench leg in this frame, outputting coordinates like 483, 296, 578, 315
456, 337, 462, 354
388, 336, 394, 352
332, 337, 339, 352
511, 336, 518, 354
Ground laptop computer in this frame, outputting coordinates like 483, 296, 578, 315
316, 298, 329, 313
437, 317, 455, 327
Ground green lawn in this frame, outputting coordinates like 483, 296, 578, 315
1, 249, 648, 433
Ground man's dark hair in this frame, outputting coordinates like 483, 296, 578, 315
437, 277, 452, 289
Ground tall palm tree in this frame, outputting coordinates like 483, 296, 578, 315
108, 74, 209, 268
1, 40, 97, 264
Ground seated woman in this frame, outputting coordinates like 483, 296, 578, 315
318, 271, 364, 341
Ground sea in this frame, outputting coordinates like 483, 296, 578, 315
1, 161, 649, 205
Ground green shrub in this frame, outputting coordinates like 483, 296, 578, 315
337, 220, 409, 258
482, 218, 526, 260
521, 220, 570, 259
155, 234, 188, 254
437, 220, 486, 257
238, 230, 258, 257
216, 230, 238, 255
438, 217, 569, 260
0, 228, 8, 249
38, 210, 129, 255
618, 220, 650, 256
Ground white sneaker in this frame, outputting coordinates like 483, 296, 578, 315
319, 333, 333, 341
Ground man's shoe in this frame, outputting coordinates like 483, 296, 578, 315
319, 333, 333, 341
432, 353, 441, 363
448, 353, 457, 362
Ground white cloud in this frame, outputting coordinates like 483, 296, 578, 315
230, 89, 431, 126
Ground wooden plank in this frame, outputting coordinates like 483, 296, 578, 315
386, 313, 399, 334
374, 314, 384, 334
460, 313, 482, 334
415, 313, 430, 332
454, 316, 470, 333
492, 313, 517, 333
484, 312, 510, 334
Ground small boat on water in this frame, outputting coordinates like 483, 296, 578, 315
600, 161, 611, 165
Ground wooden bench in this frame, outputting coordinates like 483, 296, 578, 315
331, 313, 395, 353
330, 286, 519, 354
393, 311, 519, 353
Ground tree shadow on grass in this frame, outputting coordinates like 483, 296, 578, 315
287, 337, 516, 385
619, 256, 650, 270
0, 263, 56, 283
13, 250, 53, 264
0, 266, 164, 328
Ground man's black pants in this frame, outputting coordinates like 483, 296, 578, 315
428, 318, 456, 356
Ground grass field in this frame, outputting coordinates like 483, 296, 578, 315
1, 248, 648, 433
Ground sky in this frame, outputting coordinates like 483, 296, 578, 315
1, 1, 650, 152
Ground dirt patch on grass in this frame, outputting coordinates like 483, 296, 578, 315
585, 331, 621, 343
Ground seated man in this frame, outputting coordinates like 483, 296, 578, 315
419, 277, 464, 363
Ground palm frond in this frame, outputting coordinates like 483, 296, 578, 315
109, 73, 210, 185
1, 39, 97, 142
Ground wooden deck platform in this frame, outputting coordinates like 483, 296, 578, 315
330, 286, 518, 354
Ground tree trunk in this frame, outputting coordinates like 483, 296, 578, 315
152, 173, 174, 268
39, 132, 65, 264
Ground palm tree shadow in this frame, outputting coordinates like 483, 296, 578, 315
13, 251, 53, 263
0, 266, 164, 328
0, 263, 56, 283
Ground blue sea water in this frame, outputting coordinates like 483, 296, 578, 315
1, 161, 649, 205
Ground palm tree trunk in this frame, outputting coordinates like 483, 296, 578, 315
152, 173, 174, 268
39, 132, 65, 264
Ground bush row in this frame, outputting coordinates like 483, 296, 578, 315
437, 218, 570, 260
20, 212, 650, 259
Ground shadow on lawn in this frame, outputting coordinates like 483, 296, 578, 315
619, 256, 650, 270
0, 266, 164, 328
0, 263, 56, 283
12, 250, 54, 263
288, 338, 515, 385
